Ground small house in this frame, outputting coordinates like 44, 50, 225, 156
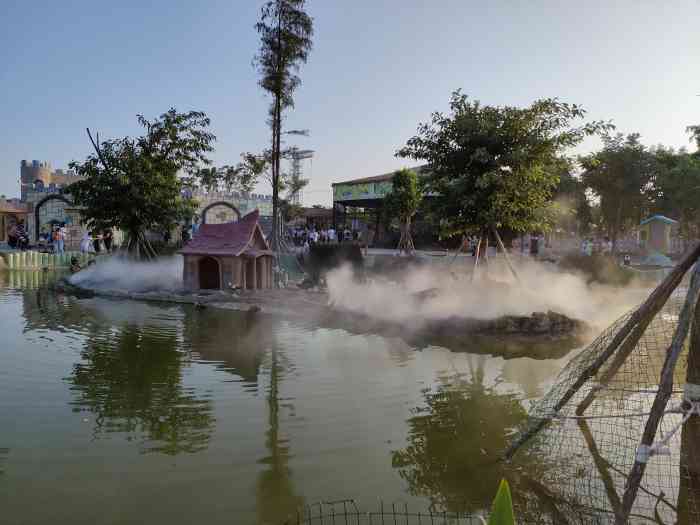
180, 210, 274, 291
638, 214, 678, 254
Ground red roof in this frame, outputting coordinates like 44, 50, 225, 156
180, 209, 272, 257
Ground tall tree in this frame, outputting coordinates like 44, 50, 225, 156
68, 109, 215, 259
580, 133, 657, 253
254, 0, 313, 251
383, 168, 423, 254
551, 158, 593, 236
397, 91, 609, 243
688, 125, 700, 153
652, 146, 700, 246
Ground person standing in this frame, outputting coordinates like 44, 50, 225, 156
103, 229, 113, 252
92, 232, 102, 253
56, 224, 66, 253
80, 231, 93, 253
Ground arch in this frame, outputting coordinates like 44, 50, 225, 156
199, 256, 221, 290
34, 194, 72, 241
201, 201, 240, 224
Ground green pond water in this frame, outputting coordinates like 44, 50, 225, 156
0, 271, 576, 525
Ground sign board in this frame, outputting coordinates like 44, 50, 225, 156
332, 180, 393, 201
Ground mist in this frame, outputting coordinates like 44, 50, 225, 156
326, 258, 649, 329
69, 256, 183, 292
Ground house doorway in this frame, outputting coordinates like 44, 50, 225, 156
199, 257, 221, 289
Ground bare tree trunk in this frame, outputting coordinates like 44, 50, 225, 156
471, 235, 482, 283
492, 225, 521, 284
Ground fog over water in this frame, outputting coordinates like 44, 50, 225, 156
327, 258, 649, 329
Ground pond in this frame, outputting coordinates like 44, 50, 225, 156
0, 271, 578, 524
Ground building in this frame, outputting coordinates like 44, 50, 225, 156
0, 199, 30, 243
331, 165, 429, 245
181, 210, 274, 291
639, 215, 679, 254
20, 160, 83, 201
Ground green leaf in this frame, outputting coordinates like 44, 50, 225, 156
487, 479, 515, 525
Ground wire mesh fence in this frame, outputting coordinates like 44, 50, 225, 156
508, 279, 700, 524
280, 500, 484, 525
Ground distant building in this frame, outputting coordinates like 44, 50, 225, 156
20, 160, 83, 201
331, 165, 430, 245
639, 215, 679, 254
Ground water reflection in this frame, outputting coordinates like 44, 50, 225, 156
182, 308, 269, 387
68, 324, 215, 455
0, 448, 8, 476
256, 344, 304, 524
392, 355, 530, 513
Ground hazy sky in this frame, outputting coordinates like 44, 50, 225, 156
1, 1, 698, 204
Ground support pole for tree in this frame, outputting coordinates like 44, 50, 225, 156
677, 293, 700, 524
470, 235, 482, 283
617, 261, 700, 524
492, 225, 521, 284
450, 235, 468, 265
505, 242, 700, 460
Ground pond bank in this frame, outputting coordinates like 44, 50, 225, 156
55, 279, 588, 360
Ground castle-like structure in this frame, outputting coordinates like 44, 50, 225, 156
2, 160, 275, 248
20, 160, 83, 201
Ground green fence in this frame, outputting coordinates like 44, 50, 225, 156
0, 251, 96, 270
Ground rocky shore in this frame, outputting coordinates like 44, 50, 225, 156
54, 278, 589, 359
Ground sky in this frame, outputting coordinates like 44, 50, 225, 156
1, 1, 699, 204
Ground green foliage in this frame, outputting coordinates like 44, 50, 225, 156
254, 0, 314, 249
397, 91, 610, 237
580, 133, 656, 250
68, 109, 215, 258
688, 125, 700, 152
652, 147, 700, 241
383, 168, 422, 225
487, 480, 515, 525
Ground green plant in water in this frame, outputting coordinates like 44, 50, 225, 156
483, 479, 515, 525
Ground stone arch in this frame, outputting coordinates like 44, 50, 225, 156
35, 194, 72, 240
201, 201, 240, 225
199, 256, 221, 289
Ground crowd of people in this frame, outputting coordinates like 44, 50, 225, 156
5, 221, 114, 254
288, 225, 361, 248
79, 230, 114, 254
7, 221, 29, 250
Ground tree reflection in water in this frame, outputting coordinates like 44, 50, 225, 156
0, 448, 8, 476
68, 324, 214, 455
256, 343, 304, 525
392, 354, 541, 515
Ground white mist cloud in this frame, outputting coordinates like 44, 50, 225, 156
326, 258, 649, 328
69, 256, 183, 292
